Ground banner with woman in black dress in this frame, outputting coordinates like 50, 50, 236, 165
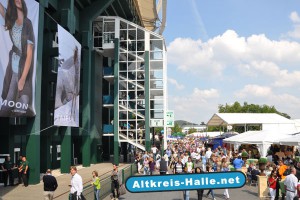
0, 0, 39, 117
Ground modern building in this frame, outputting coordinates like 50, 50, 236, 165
95, 16, 167, 163
0, 0, 167, 185
182, 124, 207, 134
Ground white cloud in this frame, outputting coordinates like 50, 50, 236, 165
287, 25, 300, 39
169, 88, 219, 123
290, 11, 300, 23
193, 88, 219, 99
234, 84, 272, 98
287, 12, 300, 39
168, 78, 185, 90
168, 30, 300, 87
167, 26, 300, 121
233, 84, 300, 118
238, 61, 300, 87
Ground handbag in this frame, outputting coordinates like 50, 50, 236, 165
119, 184, 127, 195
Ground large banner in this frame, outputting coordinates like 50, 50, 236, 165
0, 0, 39, 117
54, 25, 81, 127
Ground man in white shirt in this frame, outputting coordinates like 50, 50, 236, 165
284, 166, 298, 200
205, 148, 212, 160
191, 151, 197, 161
151, 145, 158, 160
69, 166, 83, 200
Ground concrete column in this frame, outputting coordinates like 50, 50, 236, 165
61, 127, 72, 173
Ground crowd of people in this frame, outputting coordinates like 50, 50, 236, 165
134, 139, 233, 200
264, 158, 300, 200
133, 137, 300, 200
3, 137, 300, 200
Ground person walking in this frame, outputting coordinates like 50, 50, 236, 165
69, 166, 83, 200
174, 158, 184, 174
1, 156, 14, 187
205, 165, 216, 200
233, 155, 244, 171
91, 170, 101, 200
284, 166, 298, 200
201, 151, 207, 172
221, 163, 230, 199
151, 145, 158, 161
195, 167, 204, 200
276, 159, 288, 200
43, 169, 58, 200
135, 154, 142, 174
111, 164, 120, 200
183, 157, 194, 200
149, 157, 156, 175
159, 157, 168, 175
268, 170, 277, 200
143, 157, 149, 175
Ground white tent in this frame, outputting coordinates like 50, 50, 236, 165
275, 133, 300, 146
207, 113, 295, 126
223, 131, 258, 151
223, 131, 255, 144
223, 130, 296, 157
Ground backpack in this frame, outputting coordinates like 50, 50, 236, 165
283, 168, 291, 176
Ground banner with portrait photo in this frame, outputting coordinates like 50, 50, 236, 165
54, 25, 81, 127
0, 0, 39, 117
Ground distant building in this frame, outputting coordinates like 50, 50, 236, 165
182, 124, 206, 134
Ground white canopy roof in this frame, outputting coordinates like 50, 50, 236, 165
275, 133, 300, 146
223, 131, 256, 144
224, 130, 296, 144
223, 129, 297, 157
207, 113, 294, 126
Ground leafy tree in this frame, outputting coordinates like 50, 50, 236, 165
218, 101, 290, 119
171, 123, 182, 134
188, 127, 197, 134
172, 132, 185, 138
154, 127, 163, 133
207, 126, 222, 132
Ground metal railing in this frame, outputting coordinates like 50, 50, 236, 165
82, 163, 137, 200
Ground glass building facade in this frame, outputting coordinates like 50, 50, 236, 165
94, 16, 167, 152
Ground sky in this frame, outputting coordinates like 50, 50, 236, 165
164, 0, 300, 124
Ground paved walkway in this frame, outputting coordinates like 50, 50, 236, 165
103, 184, 261, 200
0, 163, 130, 200
0, 163, 265, 200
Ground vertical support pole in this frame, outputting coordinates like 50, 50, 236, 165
26, 0, 46, 184
122, 168, 125, 184
8, 130, 14, 161
144, 51, 151, 152
61, 127, 72, 173
82, 45, 91, 167
113, 38, 120, 165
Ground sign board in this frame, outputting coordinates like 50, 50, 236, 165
150, 119, 164, 127
166, 110, 174, 127
126, 172, 246, 193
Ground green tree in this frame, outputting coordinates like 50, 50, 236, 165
188, 127, 197, 134
218, 101, 290, 119
154, 127, 163, 133
171, 123, 182, 134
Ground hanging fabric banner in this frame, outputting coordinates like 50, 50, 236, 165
54, 24, 81, 127
0, 0, 39, 117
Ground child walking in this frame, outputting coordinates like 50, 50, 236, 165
91, 170, 101, 200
